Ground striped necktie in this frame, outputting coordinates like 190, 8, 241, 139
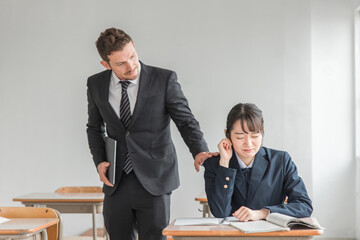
119, 81, 132, 174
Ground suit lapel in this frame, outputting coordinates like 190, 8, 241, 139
247, 147, 268, 203
230, 154, 248, 201
128, 62, 153, 129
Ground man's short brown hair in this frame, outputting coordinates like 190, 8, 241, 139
96, 28, 133, 63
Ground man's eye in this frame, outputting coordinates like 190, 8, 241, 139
236, 137, 244, 140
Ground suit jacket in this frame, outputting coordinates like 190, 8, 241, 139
203, 147, 313, 218
87, 62, 209, 196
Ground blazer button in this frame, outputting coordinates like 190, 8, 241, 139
225, 177, 230, 181
224, 184, 228, 189
126, 131, 130, 136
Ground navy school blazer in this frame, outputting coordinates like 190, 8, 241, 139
203, 147, 313, 218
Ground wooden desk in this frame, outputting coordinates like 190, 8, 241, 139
163, 222, 323, 240
163, 222, 324, 240
13, 193, 104, 240
194, 193, 211, 218
0, 218, 59, 240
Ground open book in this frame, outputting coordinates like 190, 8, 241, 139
230, 213, 324, 233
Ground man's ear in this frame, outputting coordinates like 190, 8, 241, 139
100, 61, 111, 70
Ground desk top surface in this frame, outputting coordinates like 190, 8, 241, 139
13, 192, 104, 203
0, 218, 59, 235
163, 222, 324, 237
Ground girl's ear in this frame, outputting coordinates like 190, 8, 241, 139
224, 129, 230, 139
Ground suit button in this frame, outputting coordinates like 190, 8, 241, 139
224, 184, 228, 189
225, 177, 230, 181
121, 153, 125, 156
126, 131, 130, 136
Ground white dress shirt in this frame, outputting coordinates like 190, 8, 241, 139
234, 151, 254, 169
108, 63, 141, 118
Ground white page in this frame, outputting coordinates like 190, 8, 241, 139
230, 220, 290, 233
266, 213, 293, 227
174, 216, 240, 226
174, 217, 221, 225
0, 217, 10, 224
223, 216, 240, 223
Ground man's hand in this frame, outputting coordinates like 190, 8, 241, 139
97, 161, 114, 187
232, 206, 269, 222
194, 151, 219, 172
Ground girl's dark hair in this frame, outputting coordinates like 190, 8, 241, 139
226, 103, 264, 137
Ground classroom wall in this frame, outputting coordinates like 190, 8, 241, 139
356, 1, 360, 239
0, 0, 356, 238
311, 0, 356, 238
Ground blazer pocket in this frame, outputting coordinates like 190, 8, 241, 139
150, 144, 175, 159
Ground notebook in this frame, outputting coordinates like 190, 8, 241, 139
105, 136, 117, 185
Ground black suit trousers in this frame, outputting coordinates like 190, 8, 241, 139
103, 172, 170, 240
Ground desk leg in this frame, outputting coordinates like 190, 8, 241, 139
203, 204, 210, 218
200, 202, 211, 218
103, 225, 109, 240
92, 205, 97, 240
41, 229, 48, 240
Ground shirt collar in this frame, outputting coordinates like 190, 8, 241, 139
234, 151, 254, 169
110, 61, 141, 86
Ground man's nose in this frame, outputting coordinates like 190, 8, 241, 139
125, 61, 133, 71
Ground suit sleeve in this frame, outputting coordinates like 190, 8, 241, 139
204, 159, 236, 218
264, 152, 313, 217
165, 72, 209, 158
86, 79, 106, 168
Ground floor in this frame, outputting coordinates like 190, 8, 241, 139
64, 237, 103, 240
63, 228, 173, 240
63, 228, 105, 240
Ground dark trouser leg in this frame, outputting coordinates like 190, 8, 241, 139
132, 175, 170, 240
103, 173, 137, 240
103, 171, 170, 240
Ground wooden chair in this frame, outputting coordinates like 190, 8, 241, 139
55, 186, 102, 193
0, 206, 62, 240
55, 186, 106, 240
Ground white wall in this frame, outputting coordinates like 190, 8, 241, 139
311, 0, 356, 238
354, 1, 360, 240
0, 0, 356, 238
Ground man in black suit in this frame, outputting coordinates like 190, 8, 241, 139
86, 28, 217, 240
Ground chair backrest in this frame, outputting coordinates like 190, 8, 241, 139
55, 186, 102, 193
0, 207, 60, 240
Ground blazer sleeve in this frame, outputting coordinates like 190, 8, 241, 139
204, 158, 236, 218
86, 78, 106, 168
165, 72, 209, 157
264, 152, 313, 218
